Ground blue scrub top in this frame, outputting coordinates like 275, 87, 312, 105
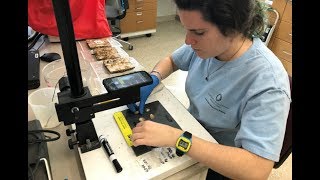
172, 38, 291, 162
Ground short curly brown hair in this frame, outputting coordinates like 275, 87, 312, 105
174, 0, 268, 38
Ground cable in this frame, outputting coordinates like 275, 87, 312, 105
28, 33, 45, 51
28, 129, 60, 180
29, 158, 41, 180
28, 130, 60, 144
28, 165, 35, 180
28, 30, 39, 42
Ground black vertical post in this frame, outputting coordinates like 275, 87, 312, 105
51, 0, 84, 97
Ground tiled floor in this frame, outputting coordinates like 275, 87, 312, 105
124, 20, 292, 180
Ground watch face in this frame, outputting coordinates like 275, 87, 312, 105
176, 134, 192, 155
178, 139, 189, 149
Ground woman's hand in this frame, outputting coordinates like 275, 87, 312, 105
131, 120, 183, 147
127, 74, 160, 114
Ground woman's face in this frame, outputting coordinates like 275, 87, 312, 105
178, 10, 232, 59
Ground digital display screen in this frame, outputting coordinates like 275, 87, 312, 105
111, 72, 148, 89
178, 139, 189, 149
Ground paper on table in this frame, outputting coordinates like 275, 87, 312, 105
87, 57, 145, 95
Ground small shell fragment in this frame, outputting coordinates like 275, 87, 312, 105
145, 108, 150, 112
139, 117, 146, 122
149, 114, 155, 120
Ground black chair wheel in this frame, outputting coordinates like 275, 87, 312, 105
123, 37, 129, 41
146, 33, 152, 37
128, 45, 133, 50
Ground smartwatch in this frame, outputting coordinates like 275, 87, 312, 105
175, 131, 192, 157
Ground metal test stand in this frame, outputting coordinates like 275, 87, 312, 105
51, 0, 148, 153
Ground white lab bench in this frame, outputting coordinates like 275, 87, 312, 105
78, 85, 217, 180
28, 38, 217, 180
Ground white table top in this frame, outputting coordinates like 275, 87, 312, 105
29, 38, 217, 179
78, 85, 217, 180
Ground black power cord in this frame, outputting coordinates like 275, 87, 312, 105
28, 130, 60, 144
28, 130, 60, 180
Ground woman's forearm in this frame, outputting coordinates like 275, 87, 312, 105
151, 55, 177, 80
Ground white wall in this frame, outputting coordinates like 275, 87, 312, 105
157, 0, 177, 17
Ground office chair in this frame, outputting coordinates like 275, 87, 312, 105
105, 0, 133, 50
274, 74, 292, 169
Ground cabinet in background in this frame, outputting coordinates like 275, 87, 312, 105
120, 0, 157, 38
268, 0, 292, 76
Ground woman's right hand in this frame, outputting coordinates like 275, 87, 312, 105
127, 74, 160, 114
131, 120, 183, 147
